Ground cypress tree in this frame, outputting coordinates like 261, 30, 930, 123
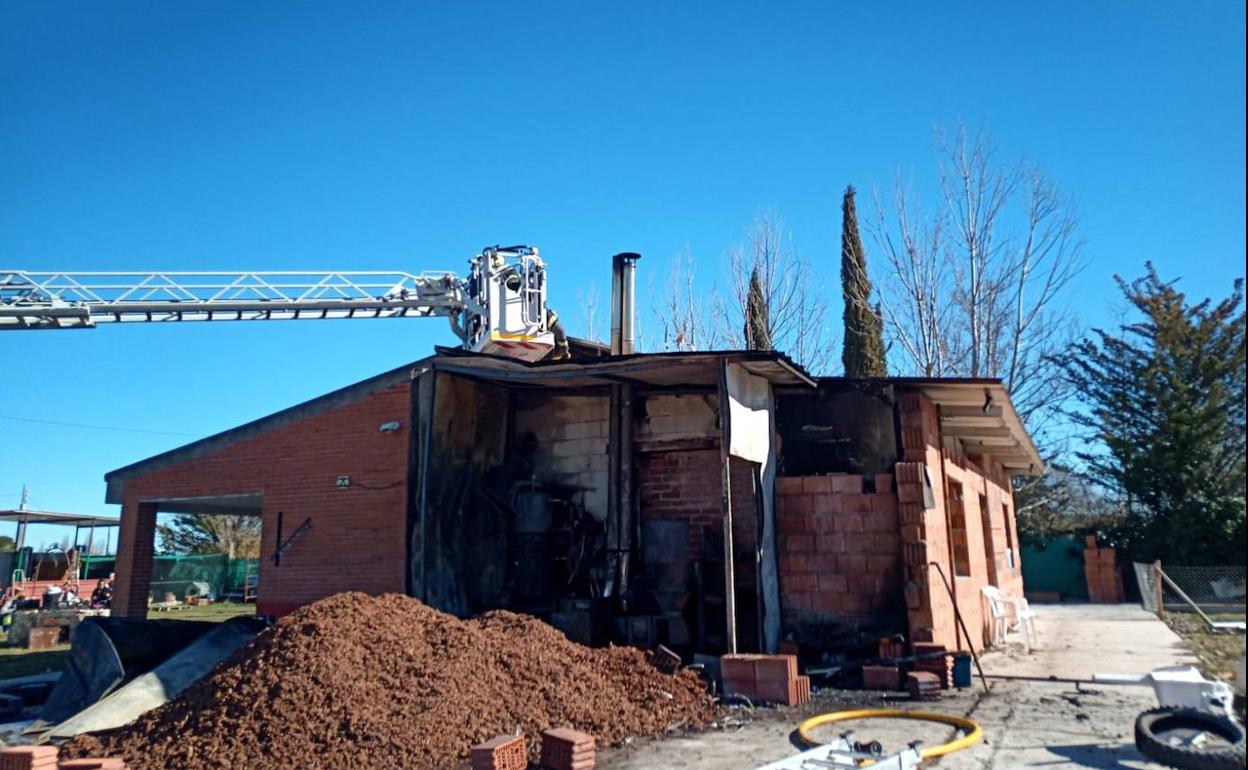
840, 185, 887, 376
744, 267, 772, 350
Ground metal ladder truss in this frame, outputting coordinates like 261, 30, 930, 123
0, 270, 479, 329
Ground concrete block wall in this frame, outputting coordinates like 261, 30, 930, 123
112, 382, 413, 618
512, 395, 610, 522
775, 474, 901, 629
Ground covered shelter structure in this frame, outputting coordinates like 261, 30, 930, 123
0, 508, 119, 598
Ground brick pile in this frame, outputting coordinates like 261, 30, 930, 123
0, 747, 58, 770
540, 728, 595, 770
1084, 538, 1125, 603
61, 593, 714, 770
0, 748, 125, 770
906, 671, 941, 701
776, 474, 900, 619
720, 653, 811, 706
912, 642, 950, 688
470, 735, 527, 770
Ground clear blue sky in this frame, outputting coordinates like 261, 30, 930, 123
2, 1, 1244, 531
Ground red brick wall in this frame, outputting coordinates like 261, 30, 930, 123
895, 390, 1026, 653
775, 474, 902, 633
638, 449, 755, 557
112, 383, 413, 618
638, 447, 761, 648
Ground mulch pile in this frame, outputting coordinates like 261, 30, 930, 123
61, 592, 714, 770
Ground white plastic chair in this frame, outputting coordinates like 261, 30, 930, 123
982, 585, 1037, 652
981, 586, 1012, 648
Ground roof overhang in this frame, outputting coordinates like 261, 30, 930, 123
0, 509, 120, 526
430, 347, 816, 390
911, 380, 1044, 476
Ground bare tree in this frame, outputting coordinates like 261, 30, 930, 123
575, 282, 604, 343
873, 126, 1083, 432
871, 176, 958, 376
712, 210, 838, 373
650, 247, 704, 352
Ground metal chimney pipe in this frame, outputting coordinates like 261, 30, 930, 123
610, 252, 641, 355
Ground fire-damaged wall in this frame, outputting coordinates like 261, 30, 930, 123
776, 383, 897, 477
512, 394, 610, 522
634, 393, 764, 651
416, 373, 510, 617
775, 474, 905, 646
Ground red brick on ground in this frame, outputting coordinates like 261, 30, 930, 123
57, 760, 127, 770
753, 654, 797, 684
912, 643, 950, 688
470, 734, 526, 770
541, 727, 595, 770
862, 665, 902, 691
907, 671, 942, 701
0, 746, 59, 770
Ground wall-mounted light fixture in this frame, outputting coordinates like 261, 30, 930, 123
379, 420, 402, 433
982, 390, 995, 414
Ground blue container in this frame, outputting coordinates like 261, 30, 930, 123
952, 652, 973, 688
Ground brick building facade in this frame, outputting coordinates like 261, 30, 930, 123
105, 351, 1039, 656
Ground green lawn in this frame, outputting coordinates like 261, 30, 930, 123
146, 601, 257, 623
0, 642, 70, 680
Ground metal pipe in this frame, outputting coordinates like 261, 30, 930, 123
619, 253, 639, 355
610, 252, 640, 355
1157, 563, 1216, 630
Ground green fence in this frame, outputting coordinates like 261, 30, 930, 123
83, 553, 257, 601
1021, 535, 1089, 601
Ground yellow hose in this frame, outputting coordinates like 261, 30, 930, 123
797, 708, 983, 760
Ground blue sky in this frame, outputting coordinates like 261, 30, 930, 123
2, 1, 1244, 533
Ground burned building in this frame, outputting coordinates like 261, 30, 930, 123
105, 345, 1039, 657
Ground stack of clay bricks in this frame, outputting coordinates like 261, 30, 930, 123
470, 734, 527, 770
906, 671, 942, 701
911, 642, 950, 688
721, 653, 811, 706
1084, 538, 1125, 603
540, 727, 595, 770
1, 748, 127, 770
775, 474, 901, 620
0, 747, 58, 770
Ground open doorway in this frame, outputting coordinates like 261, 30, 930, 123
144, 495, 263, 622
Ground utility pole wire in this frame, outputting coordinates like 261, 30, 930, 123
0, 414, 195, 437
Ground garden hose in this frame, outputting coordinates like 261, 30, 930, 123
797, 708, 983, 760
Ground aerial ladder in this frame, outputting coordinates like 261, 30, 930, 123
0, 245, 565, 362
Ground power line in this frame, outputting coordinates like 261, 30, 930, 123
0, 414, 195, 437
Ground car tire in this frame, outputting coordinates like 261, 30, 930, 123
1134, 706, 1245, 770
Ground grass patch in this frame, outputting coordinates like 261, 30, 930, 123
145, 602, 256, 623
0, 643, 70, 680
1164, 612, 1246, 691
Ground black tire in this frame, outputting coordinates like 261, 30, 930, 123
1134, 706, 1246, 770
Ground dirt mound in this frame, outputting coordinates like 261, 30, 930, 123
62, 593, 714, 770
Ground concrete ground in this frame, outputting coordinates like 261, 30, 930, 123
601, 604, 1201, 770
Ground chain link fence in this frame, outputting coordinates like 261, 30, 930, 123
1135, 561, 1246, 620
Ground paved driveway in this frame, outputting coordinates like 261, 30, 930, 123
600, 604, 1201, 769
